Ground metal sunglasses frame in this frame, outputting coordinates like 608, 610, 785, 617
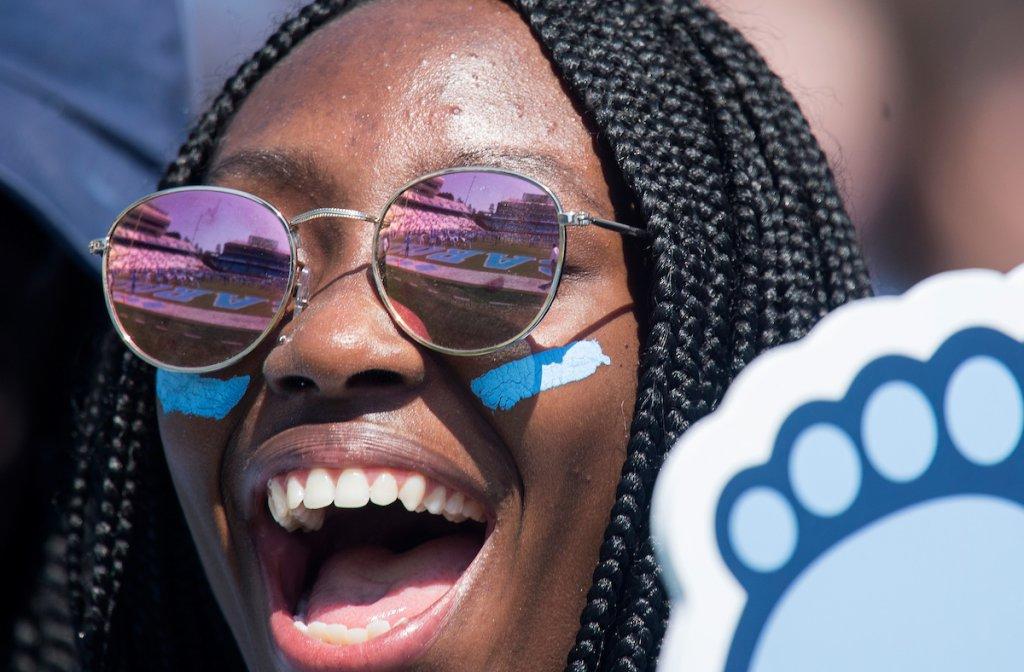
90, 165, 648, 373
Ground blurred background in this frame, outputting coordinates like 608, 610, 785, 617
711, 0, 1024, 292
1, 0, 1022, 667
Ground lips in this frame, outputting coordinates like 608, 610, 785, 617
242, 423, 497, 671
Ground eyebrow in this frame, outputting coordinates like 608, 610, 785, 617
434, 146, 568, 180
205, 148, 336, 201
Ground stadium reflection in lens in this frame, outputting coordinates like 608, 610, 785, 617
376, 171, 562, 352
105, 189, 292, 369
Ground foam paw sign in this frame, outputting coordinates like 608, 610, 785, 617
651, 265, 1024, 672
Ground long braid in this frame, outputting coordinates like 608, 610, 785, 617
510, 2, 871, 671
64, 334, 121, 639
11, 333, 122, 672
608, 9, 790, 668
511, 3, 731, 669
46, 1, 872, 671
508, 5, 672, 670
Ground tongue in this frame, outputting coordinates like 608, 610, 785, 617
305, 534, 479, 626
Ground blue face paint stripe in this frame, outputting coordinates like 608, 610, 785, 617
155, 370, 250, 420
470, 340, 611, 411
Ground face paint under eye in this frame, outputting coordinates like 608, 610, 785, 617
156, 370, 251, 420
470, 340, 611, 411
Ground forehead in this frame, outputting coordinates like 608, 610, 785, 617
213, 0, 600, 212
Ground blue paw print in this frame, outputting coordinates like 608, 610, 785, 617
717, 327, 1024, 672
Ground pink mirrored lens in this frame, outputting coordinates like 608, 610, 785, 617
376, 171, 561, 351
105, 189, 291, 369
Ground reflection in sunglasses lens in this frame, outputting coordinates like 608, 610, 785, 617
105, 190, 292, 369
375, 171, 561, 351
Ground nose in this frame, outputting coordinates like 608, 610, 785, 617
262, 269, 426, 400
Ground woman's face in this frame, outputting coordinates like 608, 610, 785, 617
156, 0, 641, 670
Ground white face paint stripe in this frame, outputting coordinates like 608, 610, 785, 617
470, 340, 611, 411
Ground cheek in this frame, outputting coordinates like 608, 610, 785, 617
446, 244, 641, 507
157, 411, 232, 551
519, 335, 636, 484
459, 316, 638, 509
475, 320, 638, 638
156, 371, 255, 557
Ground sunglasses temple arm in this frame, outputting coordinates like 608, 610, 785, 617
561, 212, 650, 239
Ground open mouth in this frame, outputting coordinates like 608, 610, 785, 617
253, 466, 492, 668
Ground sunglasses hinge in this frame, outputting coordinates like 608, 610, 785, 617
88, 237, 109, 255
559, 211, 593, 227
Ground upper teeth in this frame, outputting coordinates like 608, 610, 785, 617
266, 468, 486, 532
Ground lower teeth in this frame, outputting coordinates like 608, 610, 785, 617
294, 616, 407, 646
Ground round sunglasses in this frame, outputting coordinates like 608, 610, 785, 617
90, 166, 648, 373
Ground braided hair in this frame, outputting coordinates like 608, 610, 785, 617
18, 0, 871, 670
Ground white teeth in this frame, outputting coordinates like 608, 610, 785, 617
308, 621, 332, 641
462, 499, 485, 523
444, 491, 465, 516
346, 627, 368, 644
267, 480, 295, 529
423, 486, 447, 515
366, 618, 391, 638
304, 469, 335, 509
398, 474, 427, 511
442, 491, 467, 522
268, 479, 288, 517
286, 475, 305, 509
369, 473, 399, 506
323, 623, 349, 645
268, 469, 486, 532
295, 617, 393, 646
335, 469, 370, 508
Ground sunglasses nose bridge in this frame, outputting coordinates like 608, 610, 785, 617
289, 207, 378, 227
288, 207, 382, 318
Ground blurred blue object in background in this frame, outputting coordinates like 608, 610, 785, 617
0, 1, 304, 272
181, 0, 305, 113
0, 1, 191, 272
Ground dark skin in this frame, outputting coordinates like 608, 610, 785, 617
156, 0, 642, 669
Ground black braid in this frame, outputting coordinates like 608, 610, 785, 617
511, 2, 869, 671
28, 1, 871, 670
64, 334, 122, 641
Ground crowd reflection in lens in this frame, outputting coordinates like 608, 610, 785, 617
377, 171, 561, 351
106, 191, 291, 368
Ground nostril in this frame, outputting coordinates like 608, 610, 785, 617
276, 375, 318, 394
346, 369, 407, 390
